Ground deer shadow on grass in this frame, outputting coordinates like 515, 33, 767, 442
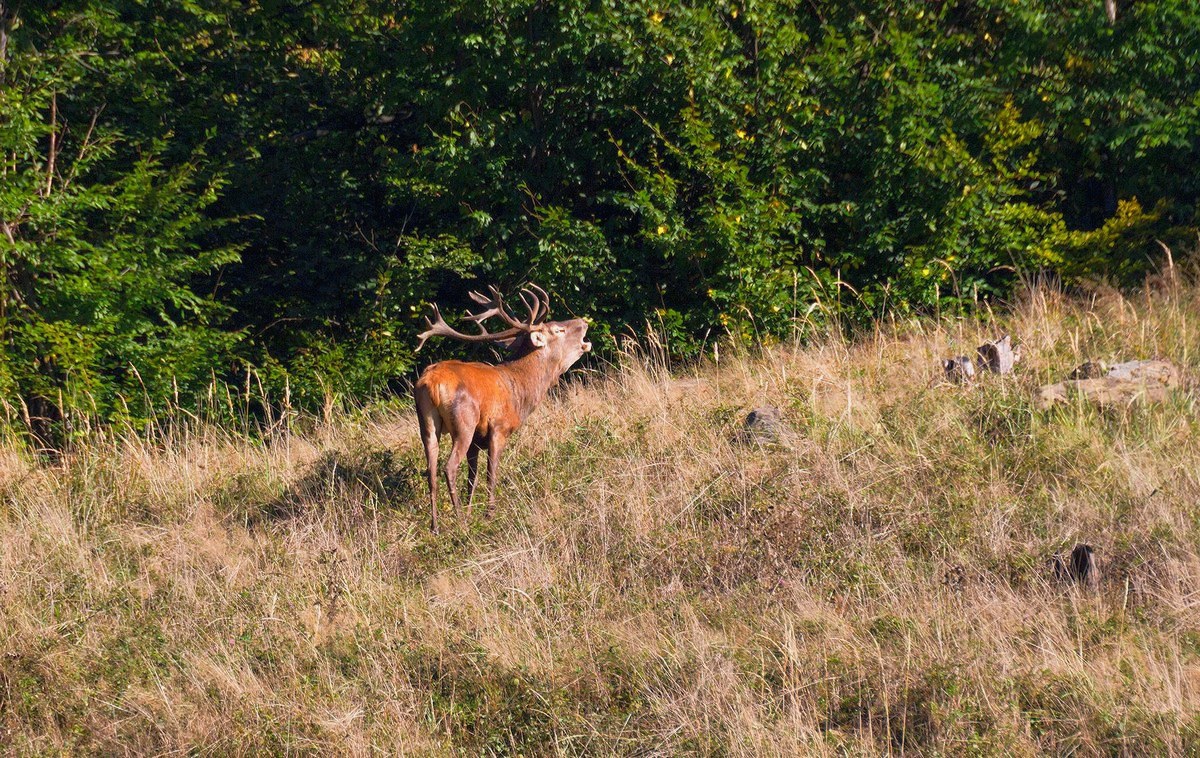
232, 448, 424, 528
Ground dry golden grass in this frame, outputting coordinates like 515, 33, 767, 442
2, 279, 1200, 755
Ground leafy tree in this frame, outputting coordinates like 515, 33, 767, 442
2, 0, 1198, 420
0, 2, 240, 435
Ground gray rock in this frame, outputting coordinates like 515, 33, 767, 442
743, 406, 794, 446
1105, 359, 1181, 386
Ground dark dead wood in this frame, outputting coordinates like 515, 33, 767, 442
1053, 544, 1098, 587
1069, 361, 1108, 380
943, 356, 976, 384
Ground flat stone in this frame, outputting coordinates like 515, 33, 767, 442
1037, 359, 1185, 409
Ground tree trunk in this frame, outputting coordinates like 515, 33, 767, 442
0, 2, 11, 86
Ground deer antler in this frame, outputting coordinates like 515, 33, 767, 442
416, 284, 552, 351
415, 302, 526, 352
464, 285, 525, 330
518, 283, 551, 324
465, 283, 551, 328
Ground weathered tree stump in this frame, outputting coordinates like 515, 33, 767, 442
1053, 544, 1098, 588
976, 335, 1019, 374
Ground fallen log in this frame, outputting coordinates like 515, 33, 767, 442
1036, 359, 1183, 409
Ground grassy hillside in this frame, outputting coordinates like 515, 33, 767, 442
2, 277, 1199, 755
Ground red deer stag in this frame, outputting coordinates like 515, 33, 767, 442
414, 284, 591, 532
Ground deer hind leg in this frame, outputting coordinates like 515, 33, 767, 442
465, 437, 484, 517
485, 431, 509, 518
444, 430, 475, 523
440, 396, 479, 525
415, 388, 443, 533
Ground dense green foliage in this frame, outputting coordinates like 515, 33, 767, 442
1, 0, 1198, 423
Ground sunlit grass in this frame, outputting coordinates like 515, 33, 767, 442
1, 277, 1198, 754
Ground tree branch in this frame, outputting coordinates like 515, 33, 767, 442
61, 106, 101, 192
44, 92, 58, 196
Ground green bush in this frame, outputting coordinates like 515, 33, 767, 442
2, 0, 1198, 420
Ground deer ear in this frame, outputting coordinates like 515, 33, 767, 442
529, 330, 548, 348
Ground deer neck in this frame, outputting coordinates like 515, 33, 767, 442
498, 349, 564, 421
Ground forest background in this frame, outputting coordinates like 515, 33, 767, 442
1, 0, 1197, 430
